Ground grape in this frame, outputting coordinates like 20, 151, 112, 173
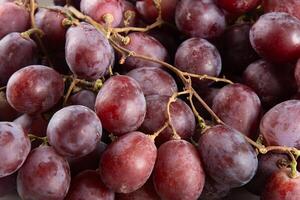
66, 22, 114, 80
68, 90, 96, 110
260, 100, 300, 148
136, 0, 178, 23
0, 91, 19, 121
47, 105, 102, 158
198, 125, 258, 188
126, 67, 178, 96
0, 32, 37, 86
68, 141, 107, 176
140, 95, 195, 145
115, 178, 160, 200
216, 0, 261, 14
80, 0, 123, 27
0, 2, 29, 39
100, 131, 157, 193
199, 177, 231, 200
175, 0, 226, 39
174, 37, 222, 86
6, 65, 64, 114
222, 23, 259, 74
243, 60, 296, 107
0, 173, 17, 197
212, 83, 261, 138
35, 7, 67, 50
0, 0, 14, 4
250, 12, 300, 63
120, 0, 137, 27
95, 75, 146, 135
153, 139, 205, 200
66, 170, 114, 200
0, 122, 30, 178
263, 0, 300, 20
17, 146, 71, 200
122, 32, 168, 71
261, 168, 300, 200
246, 153, 289, 195
14, 114, 48, 136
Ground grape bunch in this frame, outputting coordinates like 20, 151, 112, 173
1, 0, 300, 200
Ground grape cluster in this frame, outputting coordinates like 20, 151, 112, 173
1, 0, 300, 200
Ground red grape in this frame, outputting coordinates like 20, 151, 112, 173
0, 173, 17, 197
261, 168, 300, 200
0, 91, 19, 121
100, 131, 157, 193
222, 23, 259, 74
126, 67, 178, 96
250, 12, 300, 63
263, 0, 300, 20
212, 83, 261, 138
6, 65, 64, 114
175, 0, 226, 39
153, 139, 205, 200
35, 7, 67, 50
65, 22, 115, 80
14, 114, 48, 136
120, 0, 137, 27
136, 0, 178, 23
68, 90, 96, 110
260, 100, 300, 148
66, 170, 114, 200
216, 0, 261, 14
198, 125, 258, 188
47, 105, 102, 158
80, 0, 123, 27
0, 2, 29, 39
95, 75, 146, 135
0, 32, 37, 86
140, 95, 195, 145
0, 122, 30, 178
199, 177, 231, 200
122, 32, 168, 71
17, 146, 71, 200
174, 37, 222, 86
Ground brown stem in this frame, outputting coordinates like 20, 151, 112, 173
149, 122, 168, 141
0, 86, 6, 91
63, 76, 79, 105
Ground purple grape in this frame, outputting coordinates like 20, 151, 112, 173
68, 90, 96, 110
0, 91, 19, 121
0, 173, 17, 197
120, 0, 137, 27
263, 0, 300, 20
216, 0, 261, 14
199, 177, 231, 200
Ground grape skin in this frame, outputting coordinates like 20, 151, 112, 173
17, 146, 71, 200
263, 0, 300, 20
65, 22, 115, 80
153, 139, 205, 200
47, 105, 102, 158
0, 122, 30, 178
0, 32, 37, 86
120, 0, 137, 27
6, 65, 65, 114
95, 75, 146, 135
0, 173, 17, 197
126, 67, 178, 96
66, 170, 114, 200
68, 90, 96, 110
216, 0, 261, 14
175, 0, 226, 39
0, 91, 19, 121
100, 131, 157, 193
199, 177, 231, 200
198, 125, 258, 188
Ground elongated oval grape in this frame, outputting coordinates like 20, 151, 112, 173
263, 0, 300, 20
35, 7, 66, 50
174, 38, 222, 86
0, 32, 37, 86
140, 95, 195, 145
216, 0, 261, 14
250, 12, 300, 63
122, 32, 168, 71
47, 105, 102, 158
0, 3, 29, 39
17, 146, 71, 200
80, 0, 123, 27
68, 90, 96, 110
65, 22, 115, 80
0, 122, 30, 178
153, 140, 205, 200
95, 75, 146, 135
198, 125, 258, 188
261, 168, 300, 200
175, 0, 226, 39
6, 65, 64, 114
100, 131, 157, 193
127, 67, 177, 96
212, 83, 261, 138
66, 170, 114, 200
260, 100, 300, 148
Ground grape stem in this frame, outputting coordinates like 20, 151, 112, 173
63, 75, 79, 105
28, 134, 48, 145
20, 28, 44, 39
0, 86, 6, 91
